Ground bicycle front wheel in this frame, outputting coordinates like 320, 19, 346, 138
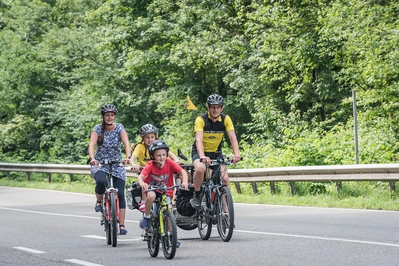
103, 201, 111, 245
216, 186, 234, 242
110, 192, 118, 247
197, 189, 212, 240
161, 211, 177, 259
147, 214, 160, 257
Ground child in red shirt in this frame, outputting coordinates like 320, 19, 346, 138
137, 140, 188, 229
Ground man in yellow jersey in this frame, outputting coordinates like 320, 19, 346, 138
190, 94, 241, 208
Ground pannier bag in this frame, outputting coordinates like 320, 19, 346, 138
126, 182, 142, 210
175, 186, 196, 217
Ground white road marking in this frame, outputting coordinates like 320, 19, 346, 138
235, 229, 399, 247
13, 247, 46, 254
65, 259, 104, 266
80, 235, 141, 242
0, 206, 138, 223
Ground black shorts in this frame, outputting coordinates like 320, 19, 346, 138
191, 143, 221, 162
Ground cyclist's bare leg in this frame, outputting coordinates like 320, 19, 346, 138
221, 165, 230, 213
193, 159, 205, 192
119, 208, 126, 227
144, 191, 156, 216
221, 165, 230, 189
96, 193, 103, 206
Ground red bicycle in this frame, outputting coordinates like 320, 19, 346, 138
98, 159, 123, 247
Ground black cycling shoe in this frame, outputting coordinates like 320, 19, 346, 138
119, 225, 127, 235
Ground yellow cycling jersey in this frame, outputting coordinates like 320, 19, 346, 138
132, 143, 151, 166
194, 112, 235, 153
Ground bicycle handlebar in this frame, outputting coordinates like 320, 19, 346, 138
146, 185, 181, 192
97, 159, 124, 167
200, 156, 243, 165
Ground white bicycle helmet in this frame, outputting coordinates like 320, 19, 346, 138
139, 124, 158, 137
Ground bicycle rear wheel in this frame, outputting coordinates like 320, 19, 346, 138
216, 186, 234, 242
147, 214, 160, 257
161, 211, 177, 259
110, 192, 118, 247
197, 189, 212, 240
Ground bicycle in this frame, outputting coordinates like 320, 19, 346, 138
97, 158, 124, 247
142, 185, 180, 259
196, 154, 241, 242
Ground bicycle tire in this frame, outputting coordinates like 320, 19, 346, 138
110, 192, 118, 247
148, 213, 160, 257
104, 204, 111, 245
197, 189, 212, 240
177, 224, 197, 230
216, 186, 234, 242
161, 211, 177, 259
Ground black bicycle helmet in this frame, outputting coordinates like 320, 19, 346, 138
100, 104, 117, 115
149, 140, 169, 159
139, 124, 159, 138
206, 94, 225, 106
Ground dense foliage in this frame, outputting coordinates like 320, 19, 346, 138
1, 0, 399, 167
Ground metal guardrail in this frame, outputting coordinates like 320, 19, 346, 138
0, 162, 397, 197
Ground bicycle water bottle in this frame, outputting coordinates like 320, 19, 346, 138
211, 188, 216, 203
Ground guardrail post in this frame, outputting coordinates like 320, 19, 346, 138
389, 181, 396, 198
47, 173, 51, 182
252, 183, 258, 194
234, 183, 242, 194
27, 172, 31, 181
290, 181, 295, 195
69, 174, 73, 182
336, 181, 342, 193
270, 182, 275, 194
7, 171, 10, 179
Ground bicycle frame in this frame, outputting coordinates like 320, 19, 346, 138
104, 177, 119, 223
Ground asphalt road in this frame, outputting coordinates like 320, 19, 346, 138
0, 186, 398, 266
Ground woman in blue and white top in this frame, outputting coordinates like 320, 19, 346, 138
88, 104, 134, 235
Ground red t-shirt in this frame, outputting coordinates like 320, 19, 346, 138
141, 158, 182, 198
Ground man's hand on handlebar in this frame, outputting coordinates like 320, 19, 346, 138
232, 155, 242, 164
199, 156, 211, 165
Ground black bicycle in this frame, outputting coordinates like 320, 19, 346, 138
97, 158, 123, 247
143, 185, 180, 259
197, 155, 240, 242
